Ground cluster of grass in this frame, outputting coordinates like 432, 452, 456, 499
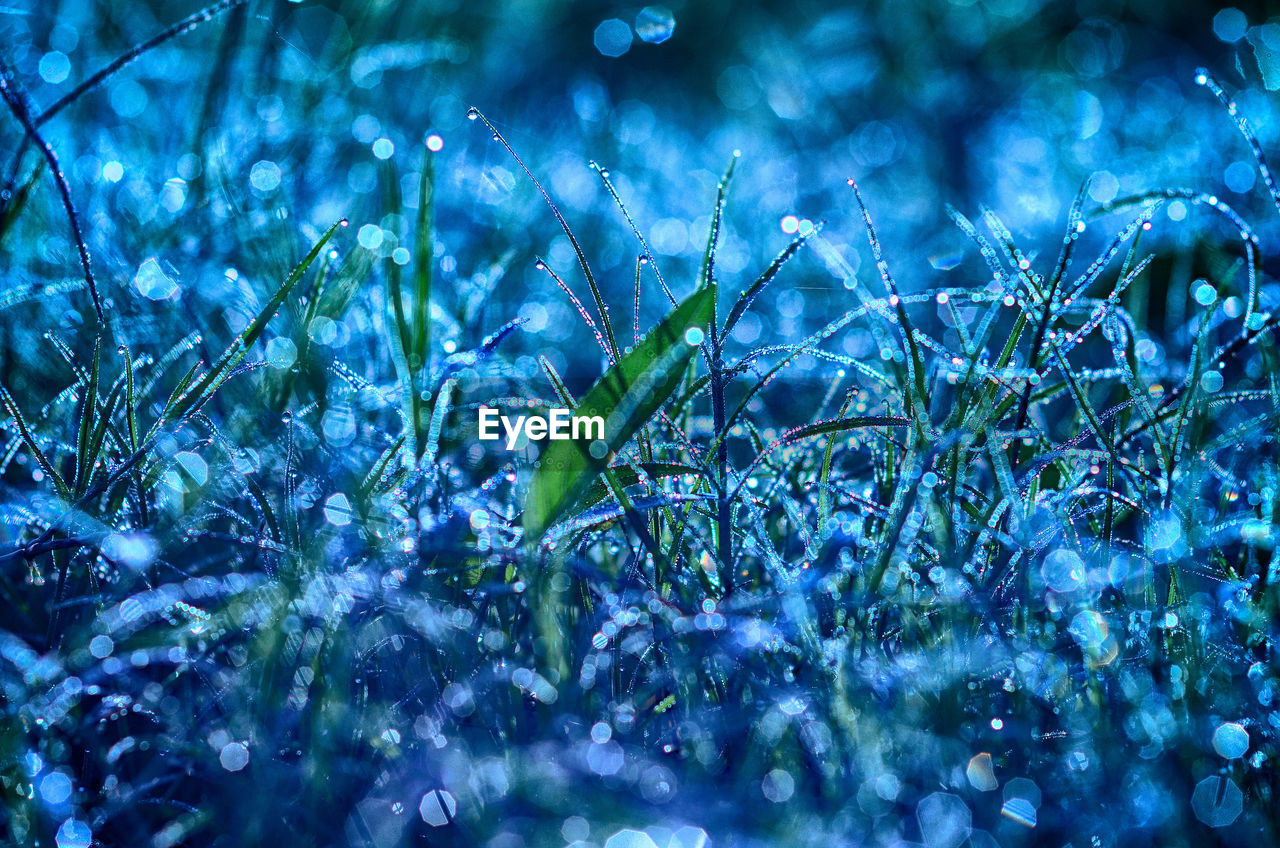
3, 4, 1280, 847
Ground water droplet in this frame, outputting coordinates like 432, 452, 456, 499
966, 754, 998, 791
918, 792, 971, 848
1000, 797, 1037, 828
635, 6, 675, 43
249, 160, 282, 192
594, 19, 633, 57
1200, 371, 1224, 393
604, 828, 659, 848
89, 634, 114, 659
55, 819, 92, 848
419, 789, 457, 826
133, 258, 179, 301
219, 741, 249, 772
1192, 775, 1242, 827
40, 772, 73, 804
761, 768, 794, 803
1212, 722, 1249, 759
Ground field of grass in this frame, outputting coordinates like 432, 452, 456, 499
2, 2, 1280, 846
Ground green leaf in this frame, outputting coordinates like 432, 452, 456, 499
524, 284, 715, 540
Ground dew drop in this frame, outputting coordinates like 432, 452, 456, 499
1212, 722, 1249, 759
635, 6, 676, 43
219, 741, 249, 772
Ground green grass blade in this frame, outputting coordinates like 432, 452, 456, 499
0, 386, 70, 499
383, 156, 424, 458
359, 434, 407, 501
159, 218, 345, 426
721, 226, 811, 340
74, 335, 101, 496
817, 391, 854, 542
581, 462, 703, 508
701, 152, 738, 296
0, 160, 44, 241
412, 146, 435, 372
121, 345, 140, 455
780, 415, 913, 444
848, 179, 930, 426
524, 284, 715, 540
468, 109, 620, 363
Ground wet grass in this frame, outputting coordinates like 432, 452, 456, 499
2, 5, 1280, 847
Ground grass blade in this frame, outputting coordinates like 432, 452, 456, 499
524, 284, 715, 540
157, 218, 346, 427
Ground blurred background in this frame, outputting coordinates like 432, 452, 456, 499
4, 0, 1279, 390
6, 3, 1280, 846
